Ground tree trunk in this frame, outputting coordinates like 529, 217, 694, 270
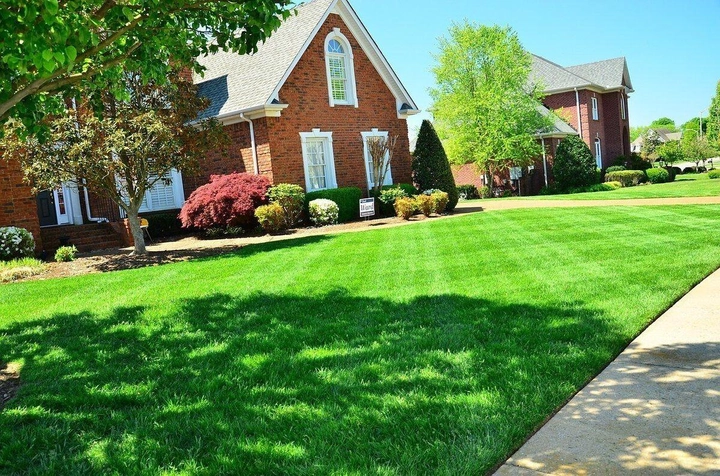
126, 210, 147, 255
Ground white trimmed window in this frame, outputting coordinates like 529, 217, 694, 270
300, 129, 337, 192
591, 96, 599, 121
118, 168, 185, 216
362, 129, 393, 189
325, 29, 358, 107
620, 95, 626, 120
594, 139, 603, 169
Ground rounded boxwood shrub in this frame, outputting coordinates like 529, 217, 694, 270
430, 190, 450, 214
0, 227, 35, 261
308, 199, 339, 226
255, 203, 286, 233
412, 120, 459, 211
708, 169, 720, 179
180, 173, 270, 230
553, 135, 598, 190
54, 245, 78, 262
394, 197, 416, 220
646, 168, 670, 184
304, 187, 362, 223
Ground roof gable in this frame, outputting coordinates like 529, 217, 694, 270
195, 0, 418, 121
566, 57, 633, 92
531, 54, 633, 95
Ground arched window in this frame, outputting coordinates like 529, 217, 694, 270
325, 29, 357, 107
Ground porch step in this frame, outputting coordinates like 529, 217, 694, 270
40, 223, 126, 255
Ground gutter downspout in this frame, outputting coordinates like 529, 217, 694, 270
239, 114, 259, 175
574, 88, 583, 140
541, 136, 549, 187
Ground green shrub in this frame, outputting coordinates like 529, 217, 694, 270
204, 227, 244, 239
430, 191, 450, 214
553, 135, 598, 190
604, 181, 622, 190
0, 227, 35, 261
394, 197, 417, 220
389, 183, 418, 196
614, 153, 651, 171
305, 187, 362, 223
708, 170, 720, 179
457, 184, 480, 200
663, 167, 677, 182
379, 187, 409, 205
0, 257, 45, 282
308, 199, 339, 226
255, 203, 286, 233
606, 165, 626, 173
412, 120, 459, 211
646, 168, 670, 184
54, 245, 78, 262
416, 194, 434, 217
478, 186, 491, 198
567, 182, 622, 194
267, 183, 305, 228
604, 170, 647, 187
143, 212, 187, 238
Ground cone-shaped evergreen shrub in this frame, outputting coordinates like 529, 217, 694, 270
553, 135, 597, 190
412, 120, 459, 211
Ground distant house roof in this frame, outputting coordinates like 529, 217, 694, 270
531, 54, 633, 94
194, 0, 419, 122
631, 128, 682, 148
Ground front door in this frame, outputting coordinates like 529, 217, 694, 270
37, 190, 58, 227
36, 186, 71, 227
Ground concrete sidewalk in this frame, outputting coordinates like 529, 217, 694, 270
495, 269, 720, 475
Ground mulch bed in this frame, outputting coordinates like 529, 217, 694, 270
0, 363, 20, 411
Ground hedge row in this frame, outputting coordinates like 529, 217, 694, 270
305, 187, 362, 223
604, 170, 647, 187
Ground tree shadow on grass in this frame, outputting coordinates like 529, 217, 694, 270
0, 291, 626, 475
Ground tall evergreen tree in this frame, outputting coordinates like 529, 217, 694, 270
553, 135, 597, 190
707, 80, 720, 148
412, 120, 459, 211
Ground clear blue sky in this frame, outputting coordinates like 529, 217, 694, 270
349, 0, 720, 136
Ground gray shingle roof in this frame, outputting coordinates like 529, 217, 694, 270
565, 57, 632, 91
530, 54, 633, 94
537, 105, 577, 136
194, 0, 334, 119
530, 55, 592, 92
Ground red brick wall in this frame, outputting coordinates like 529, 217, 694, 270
266, 13, 412, 193
452, 163, 485, 188
0, 159, 42, 252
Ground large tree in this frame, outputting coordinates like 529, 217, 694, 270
707, 80, 720, 148
0, 0, 294, 135
429, 23, 550, 185
1, 71, 226, 255
640, 128, 663, 162
682, 121, 717, 169
649, 117, 677, 131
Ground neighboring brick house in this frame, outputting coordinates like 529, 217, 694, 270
0, 0, 419, 254
453, 54, 634, 195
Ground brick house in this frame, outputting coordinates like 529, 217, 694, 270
0, 0, 419, 254
453, 54, 634, 195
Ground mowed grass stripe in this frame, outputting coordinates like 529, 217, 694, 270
1, 206, 720, 474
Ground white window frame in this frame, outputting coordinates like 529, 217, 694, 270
118, 168, 185, 216
620, 94, 626, 120
324, 28, 358, 108
595, 139, 603, 169
591, 96, 599, 121
362, 129, 393, 189
300, 129, 337, 192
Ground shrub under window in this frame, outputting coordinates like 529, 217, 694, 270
0, 227, 35, 261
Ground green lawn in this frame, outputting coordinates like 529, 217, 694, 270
527, 173, 720, 200
2, 206, 720, 474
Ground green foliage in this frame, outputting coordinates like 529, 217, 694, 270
267, 184, 305, 228
142, 212, 187, 239
682, 129, 718, 164
54, 245, 78, 263
553, 136, 597, 190
415, 194, 434, 217
613, 153, 652, 171
411, 120, 458, 211
605, 166, 626, 173
604, 170, 647, 187
393, 197, 417, 220
0, 1, 295, 133
255, 203, 286, 233
204, 227, 244, 239
308, 199, 339, 226
649, 117, 677, 131
630, 126, 648, 142
708, 80, 720, 148
305, 187, 362, 224
0, 227, 35, 261
430, 191, 450, 214
708, 170, 720, 179
390, 183, 419, 196
645, 168, 670, 184
379, 188, 408, 205
457, 184, 480, 200
429, 23, 550, 193
0, 257, 44, 282
682, 117, 708, 136
640, 129, 662, 161
657, 141, 684, 165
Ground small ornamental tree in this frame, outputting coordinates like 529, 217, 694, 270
367, 135, 398, 197
640, 129, 662, 162
412, 120, 458, 211
179, 173, 271, 230
553, 135, 597, 190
